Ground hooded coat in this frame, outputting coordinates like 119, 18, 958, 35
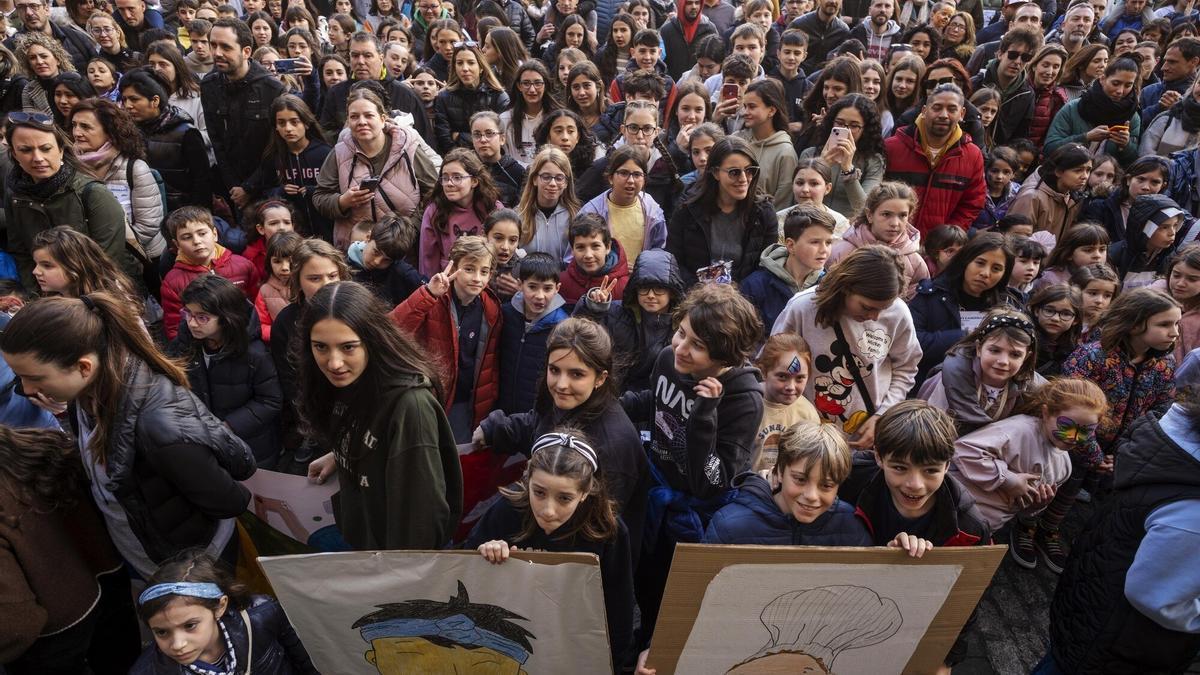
735, 129, 799, 209
138, 105, 211, 212
739, 243, 822, 333
432, 84, 512, 153
848, 19, 903, 61
160, 247, 261, 341
1108, 193, 1184, 287
573, 248, 686, 391
828, 222, 930, 299
883, 124, 987, 236
559, 238, 632, 306
703, 472, 872, 545
1008, 173, 1085, 241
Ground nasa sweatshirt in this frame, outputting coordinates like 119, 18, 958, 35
622, 346, 764, 500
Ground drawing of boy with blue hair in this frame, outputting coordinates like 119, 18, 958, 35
352, 580, 536, 674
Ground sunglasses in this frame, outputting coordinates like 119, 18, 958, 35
452, 39, 478, 49
713, 166, 760, 179
7, 111, 53, 129
1005, 49, 1035, 63
924, 76, 957, 91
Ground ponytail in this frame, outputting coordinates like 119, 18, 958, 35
0, 293, 187, 464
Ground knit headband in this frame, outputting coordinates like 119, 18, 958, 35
977, 314, 1035, 338
138, 582, 224, 606
530, 432, 598, 471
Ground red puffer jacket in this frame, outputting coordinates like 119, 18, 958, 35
1028, 84, 1069, 150
390, 284, 509, 541
883, 125, 987, 237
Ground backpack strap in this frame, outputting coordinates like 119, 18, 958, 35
125, 159, 137, 229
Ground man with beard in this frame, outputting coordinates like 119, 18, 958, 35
1139, 37, 1200, 123
1046, 1, 1099, 56
969, 27, 1038, 145
848, 0, 900, 61
200, 17, 285, 210
883, 84, 985, 235
789, 0, 849, 74
662, 0, 718, 80
319, 32, 430, 142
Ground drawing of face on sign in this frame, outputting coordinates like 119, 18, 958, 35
353, 580, 536, 674
725, 585, 902, 675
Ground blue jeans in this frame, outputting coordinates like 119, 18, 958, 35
1031, 651, 1067, 675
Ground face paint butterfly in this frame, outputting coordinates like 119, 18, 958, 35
1053, 416, 1098, 446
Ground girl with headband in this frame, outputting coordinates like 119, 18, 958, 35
467, 429, 635, 672
918, 307, 1047, 435
132, 550, 316, 673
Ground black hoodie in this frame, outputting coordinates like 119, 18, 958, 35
1109, 193, 1186, 284
621, 346, 765, 499
328, 372, 464, 550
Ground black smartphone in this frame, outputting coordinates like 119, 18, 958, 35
360, 176, 381, 191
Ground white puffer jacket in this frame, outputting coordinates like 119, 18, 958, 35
101, 155, 166, 259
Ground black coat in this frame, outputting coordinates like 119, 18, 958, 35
666, 195, 776, 286
0, 75, 26, 117
573, 248, 685, 391
167, 306, 283, 465
969, 67, 1035, 146
789, 11, 850, 74
318, 75, 431, 143
432, 84, 511, 153
67, 358, 256, 564
5, 23, 97, 74
130, 596, 317, 674
138, 105, 212, 211
660, 16, 718, 81
908, 276, 1025, 389
1081, 192, 1128, 243
201, 61, 286, 192
489, 154, 527, 208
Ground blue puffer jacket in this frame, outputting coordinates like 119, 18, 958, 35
1169, 146, 1200, 218
496, 292, 570, 414
131, 596, 317, 674
702, 472, 872, 546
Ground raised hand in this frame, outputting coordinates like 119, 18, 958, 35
694, 376, 724, 398
587, 275, 619, 303
427, 261, 458, 297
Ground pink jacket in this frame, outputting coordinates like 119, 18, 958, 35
255, 275, 291, 344
827, 222, 929, 300
418, 200, 503, 277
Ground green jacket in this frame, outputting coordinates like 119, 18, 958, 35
5, 169, 136, 290
1044, 98, 1142, 166
330, 373, 464, 550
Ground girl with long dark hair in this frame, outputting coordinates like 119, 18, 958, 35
800, 93, 886, 217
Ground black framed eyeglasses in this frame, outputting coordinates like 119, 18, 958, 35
7, 111, 53, 129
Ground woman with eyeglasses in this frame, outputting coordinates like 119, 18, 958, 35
516, 146, 580, 262
800, 93, 885, 218
500, 60, 560, 167
1046, 53, 1144, 166
471, 110, 527, 208
4, 112, 139, 290
86, 11, 141, 75
667, 136, 777, 286
14, 32, 73, 116
313, 88, 437, 248
119, 68, 212, 214
579, 144, 667, 260
939, 11, 976, 66
432, 42, 510, 153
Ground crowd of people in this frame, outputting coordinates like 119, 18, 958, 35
1, 0, 1200, 671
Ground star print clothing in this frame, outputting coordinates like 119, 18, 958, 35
771, 288, 922, 438
621, 346, 765, 500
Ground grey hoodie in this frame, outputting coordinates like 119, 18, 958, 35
511, 290, 567, 330
850, 19, 902, 61
759, 243, 821, 293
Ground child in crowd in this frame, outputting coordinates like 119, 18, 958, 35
736, 78, 797, 209
574, 248, 684, 392
1028, 284, 1084, 376
496, 252, 569, 414
922, 224, 968, 278
1162, 244, 1200, 363
161, 207, 260, 340
751, 333, 820, 471
559, 213, 630, 307
993, 212, 1035, 238
950, 378, 1106, 544
254, 231, 301, 343
703, 421, 872, 545
742, 205, 835, 333
777, 158, 850, 238
469, 430, 635, 671
347, 216, 423, 305
919, 308, 1046, 435
30, 226, 142, 307
484, 208, 525, 303
240, 199, 296, 277
1071, 263, 1121, 340
974, 146, 1022, 232
1006, 236, 1044, 294
828, 181, 928, 300
477, 317, 649, 560
772, 245, 921, 448
1081, 155, 1169, 242
1110, 194, 1187, 290
132, 552, 315, 673
1032, 223, 1110, 292
679, 123, 725, 190
167, 275, 282, 467
418, 148, 503, 277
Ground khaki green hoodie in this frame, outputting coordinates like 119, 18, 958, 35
737, 129, 799, 210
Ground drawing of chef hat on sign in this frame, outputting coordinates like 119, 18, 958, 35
727, 585, 903, 675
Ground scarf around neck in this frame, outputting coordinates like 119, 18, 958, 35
8, 161, 75, 201
1173, 94, 1200, 134
915, 113, 963, 167
1078, 78, 1138, 126
75, 141, 119, 174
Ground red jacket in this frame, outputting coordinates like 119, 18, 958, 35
161, 247, 260, 340
242, 237, 267, 279
390, 284, 507, 541
883, 125, 987, 237
558, 239, 631, 306
1028, 84, 1069, 150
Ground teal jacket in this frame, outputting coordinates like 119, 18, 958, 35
1044, 98, 1142, 166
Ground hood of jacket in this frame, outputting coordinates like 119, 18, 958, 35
745, 129, 794, 151
1126, 193, 1184, 256
1114, 414, 1200, 493
510, 291, 567, 329
758, 243, 810, 293
168, 300, 263, 359
625, 248, 685, 300
728, 471, 848, 533
174, 245, 232, 273
138, 104, 194, 136
843, 222, 921, 256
